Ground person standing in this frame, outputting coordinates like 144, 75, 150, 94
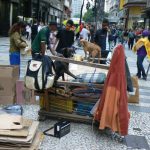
128, 29, 135, 50
31, 19, 38, 44
94, 19, 109, 63
55, 19, 75, 54
123, 29, 128, 44
89, 24, 95, 43
8, 22, 28, 66
80, 25, 90, 41
133, 30, 150, 80
25, 24, 31, 40
31, 21, 60, 57
48, 22, 58, 55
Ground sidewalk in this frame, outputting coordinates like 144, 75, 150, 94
0, 37, 150, 150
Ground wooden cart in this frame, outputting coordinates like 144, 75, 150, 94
37, 56, 109, 123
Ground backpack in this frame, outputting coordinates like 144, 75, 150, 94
24, 54, 55, 91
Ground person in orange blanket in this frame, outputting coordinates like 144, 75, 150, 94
94, 44, 130, 136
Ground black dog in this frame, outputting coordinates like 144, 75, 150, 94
54, 47, 79, 81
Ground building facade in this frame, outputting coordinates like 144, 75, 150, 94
63, 0, 72, 19
105, 0, 111, 12
0, 0, 72, 36
71, 0, 82, 17
107, 0, 120, 24
143, 0, 150, 28
123, 0, 146, 29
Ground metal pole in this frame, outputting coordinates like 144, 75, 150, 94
95, 0, 97, 30
79, 0, 85, 25
37, 0, 40, 21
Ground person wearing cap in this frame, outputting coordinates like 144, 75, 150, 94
132, 30, 150, 80
55, 19, 75, 54
31, 21, 58, 57
8, 22, 28, 66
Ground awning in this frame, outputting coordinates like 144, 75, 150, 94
11, 0, 19, 3
138, 20, 144, 23
142, 7, 150, 13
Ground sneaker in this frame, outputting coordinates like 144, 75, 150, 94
142, 75, 147, 80
136, 73, 141, 79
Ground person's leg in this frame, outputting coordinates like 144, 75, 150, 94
9, 52, 20, 65
140, 55, 147, 79
128, 39, 130, 49
130, 39, 134, 50
137, 55, 146, 79
136, 55, 141, 78
9, 52, 20, 74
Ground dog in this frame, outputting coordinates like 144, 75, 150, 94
80, 39, 101, 63
54, 47, 80, 81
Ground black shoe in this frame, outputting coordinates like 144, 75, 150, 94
142, 75, 147, 80
136, 74, 141, 79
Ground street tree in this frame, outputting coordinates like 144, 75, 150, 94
83, 8, 94, 23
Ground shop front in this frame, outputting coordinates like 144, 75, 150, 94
123, 0, 146, 29
0, 0, 19, 36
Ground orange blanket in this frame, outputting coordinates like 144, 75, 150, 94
94, 44, 130, 135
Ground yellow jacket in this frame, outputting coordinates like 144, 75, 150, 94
132, 37, 150, 60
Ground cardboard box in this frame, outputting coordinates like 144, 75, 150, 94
0, 65, 19, 78
16, 80, 35, 104
0, 95, 15, 105
0, 78, 16, 96
128, 76, 139, 103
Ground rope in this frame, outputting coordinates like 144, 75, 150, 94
88, 68, 96, 91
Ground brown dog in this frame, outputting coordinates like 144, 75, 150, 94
80, 39, 101, 63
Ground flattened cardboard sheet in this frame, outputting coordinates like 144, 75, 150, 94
0, 132, 44, 150
0, 121, 39, 144
125, 135, 150, 150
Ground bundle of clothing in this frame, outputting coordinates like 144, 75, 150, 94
94, 44, 130, 136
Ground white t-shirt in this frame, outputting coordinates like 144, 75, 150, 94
80, 28, 90, 40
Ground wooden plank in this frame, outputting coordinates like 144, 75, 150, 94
57, 81, 104, 88
39, 110, 93, 124
71, 96, 98, 103
44, 90, 50, 111
50, 55, 109, 70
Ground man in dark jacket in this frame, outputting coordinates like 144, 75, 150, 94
31, 19, 38, 44
55, 19, 75, 54
94, 19, 109, 63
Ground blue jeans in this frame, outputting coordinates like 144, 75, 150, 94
9, 51, 20, 75
136, 55, 146, 78
9, 51, 20, 65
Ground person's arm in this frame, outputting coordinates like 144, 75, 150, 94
13, 32, 28, 48
39, 28, 48, 55
40, 41, 46, 55
94, 30, 98, 43
71, 32, 75, 45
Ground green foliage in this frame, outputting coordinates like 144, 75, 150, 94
73, 14, 80, 18
83, 9, 94, 22
104, 12, 109, 18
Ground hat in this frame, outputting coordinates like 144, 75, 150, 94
66, 20, 74, 26
49, 21, 57, 26
142, 30, 150, 37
